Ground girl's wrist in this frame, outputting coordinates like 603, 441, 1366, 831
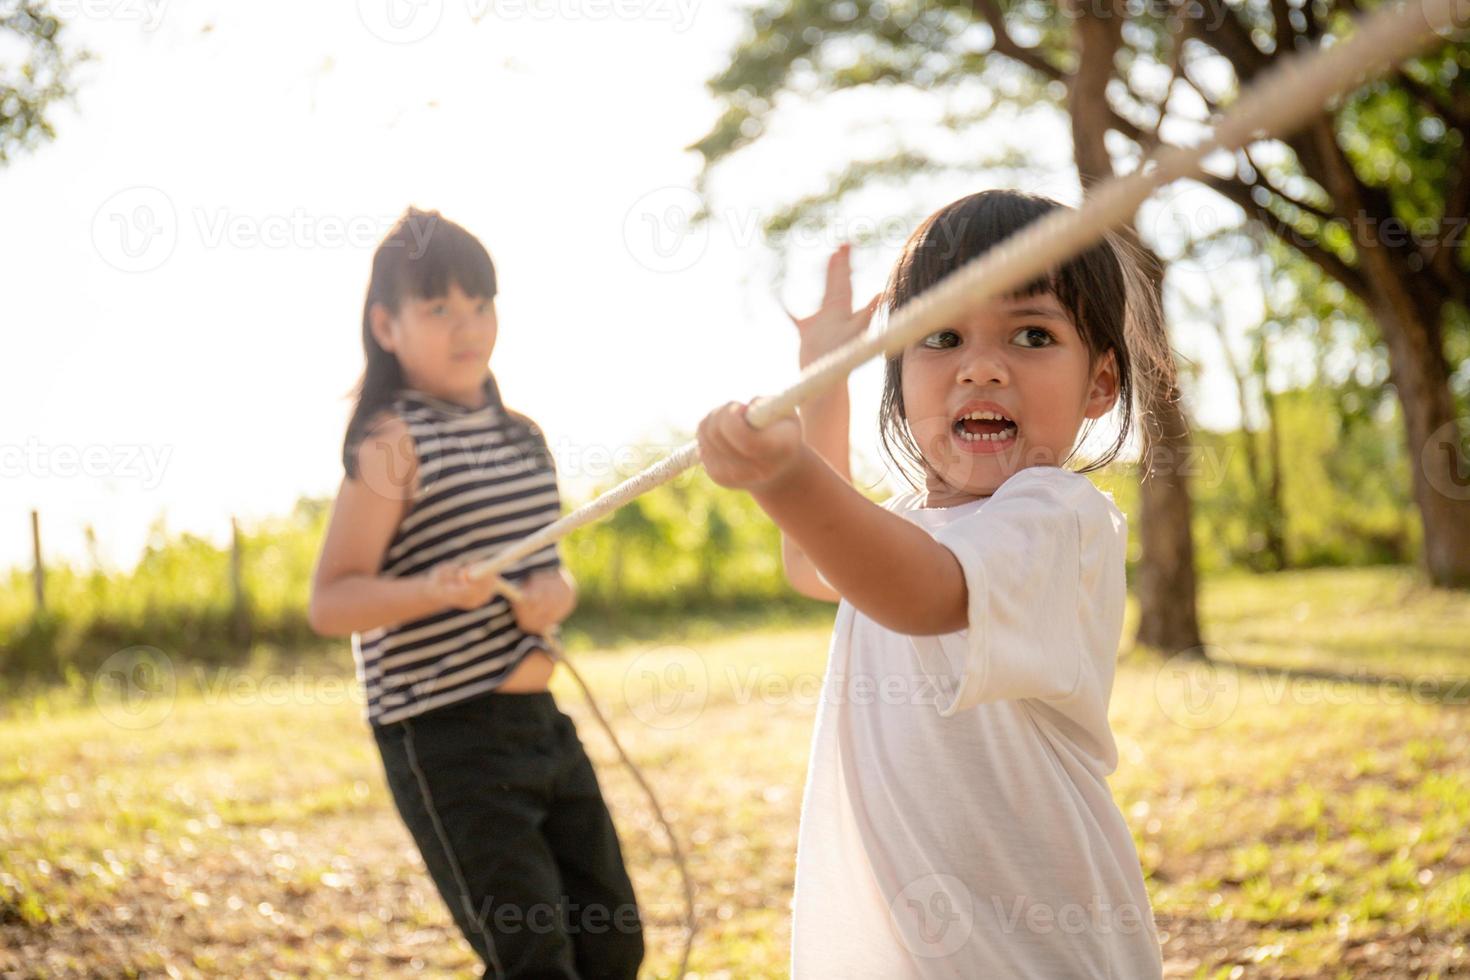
413, 573, 445, 614
751, 443, 817, 501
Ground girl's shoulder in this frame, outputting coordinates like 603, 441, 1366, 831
986, 468, 1127, 549
997, 466, 1123, 517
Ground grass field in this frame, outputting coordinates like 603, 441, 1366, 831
2, 566, 1468, 978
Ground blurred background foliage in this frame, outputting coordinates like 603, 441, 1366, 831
1, 379, 1417, 684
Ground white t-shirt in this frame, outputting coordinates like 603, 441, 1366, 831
790, 466, 1162, 979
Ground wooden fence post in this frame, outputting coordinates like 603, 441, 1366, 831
230, 516, 251, 646
30, 509, 44, 614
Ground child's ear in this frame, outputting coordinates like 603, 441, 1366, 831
1084, 350, 1120, 420
369, 302, 397, 353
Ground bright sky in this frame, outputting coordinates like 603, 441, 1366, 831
2, 0, 1261, 573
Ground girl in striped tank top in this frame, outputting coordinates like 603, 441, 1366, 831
309, 208, 643, 979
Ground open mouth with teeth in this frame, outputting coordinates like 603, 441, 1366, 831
953, 410, 1019, 444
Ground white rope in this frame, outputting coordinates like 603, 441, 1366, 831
470, 3, 1464, 975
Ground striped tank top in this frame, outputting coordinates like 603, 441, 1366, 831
353, 377, 562, 727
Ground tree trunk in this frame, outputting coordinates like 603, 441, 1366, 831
1259, 348, 1288, 571
1365, 281, 1470, 587
1134, 385, 1205, 652
1306, 122, 1470, 587
1069, 0, 1205, 653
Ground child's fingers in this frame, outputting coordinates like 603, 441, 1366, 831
708, 402, 753, 460
696, 404, 741, 468
822, 243, 852, 313
725, 401, 796, 459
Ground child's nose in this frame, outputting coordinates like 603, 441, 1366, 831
956, 343, 1009, 386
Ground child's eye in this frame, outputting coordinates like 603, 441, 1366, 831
1013, 326, 1055, 348
921, 330, 960, 349
430, 303, 448, 316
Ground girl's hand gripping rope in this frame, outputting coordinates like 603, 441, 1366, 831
696, 397, 806, 494
428, 561, 574, 637
502, 569, 576, 636
419, 559, 508, 611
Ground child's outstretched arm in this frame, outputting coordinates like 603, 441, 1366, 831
781, 244, 879, 602
697, 403, 967, 637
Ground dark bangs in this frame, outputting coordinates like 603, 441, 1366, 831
370, 208, 497, 309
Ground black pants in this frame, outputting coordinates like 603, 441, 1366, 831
373, 690, 644, 979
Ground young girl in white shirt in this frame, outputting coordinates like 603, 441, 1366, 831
695, 189, 1169, 978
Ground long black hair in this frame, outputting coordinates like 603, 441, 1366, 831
878, 189, 1173, 488
341, 207, 507, 479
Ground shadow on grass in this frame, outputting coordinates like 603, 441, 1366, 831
1217, 657, 1470, 709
